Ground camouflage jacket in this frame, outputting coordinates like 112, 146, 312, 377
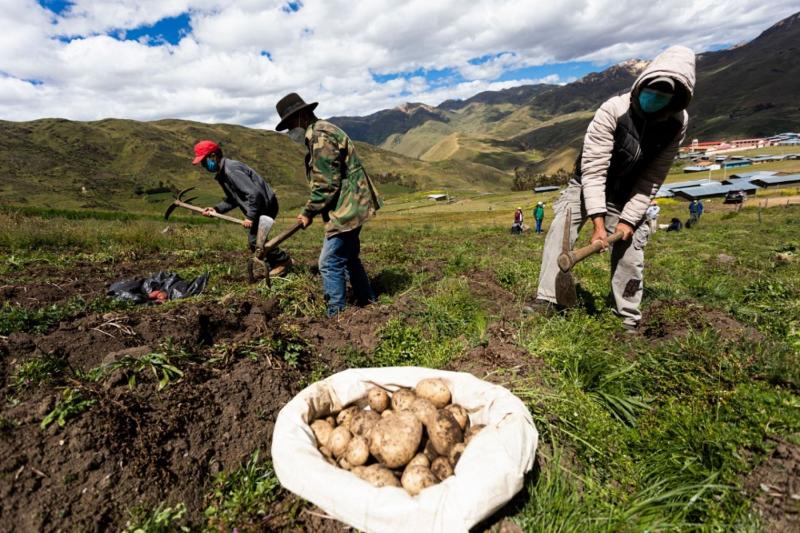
302, 120, 382, 236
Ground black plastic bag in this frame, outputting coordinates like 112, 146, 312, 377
108, 271, 209, 304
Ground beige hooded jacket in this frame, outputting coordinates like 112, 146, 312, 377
580, 45, 696, 224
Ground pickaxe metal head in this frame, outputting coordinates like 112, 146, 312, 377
554, 208, 578, 308
164, 187, 198, 220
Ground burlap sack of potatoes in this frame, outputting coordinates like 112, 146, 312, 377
272, 367, 538, 533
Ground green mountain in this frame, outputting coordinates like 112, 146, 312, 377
0, 118, 509, 213
330, 11, 800, 175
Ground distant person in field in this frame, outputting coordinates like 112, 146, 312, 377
697, 199, 704, 219
534, 202, 545, 234
666, 217, 683, 232
192, 141, 292, 276
645, 199, 660, 233
688, 200, 698, 226
528, 45, 696, 332
275, 93, 382, 317
512, 207, 524, 234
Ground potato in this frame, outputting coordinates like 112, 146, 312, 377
360, 464, 401, 488
448, 442, 466, 466
368, 387, 390, 413
336, 406, 359, 431
407, 453, 430, 469
444, 404, 470, 432
426, 410, 463, 456
415, 378, 451, 408
350, 409, 381, 439
422, 439, 439, 462
369, 411, 423, 468
391, 388, 416, 411
338, 457, 352, 470
464, 424, 485, 445
310, 419, 334, 448
351, 465, 368, 478
381, 409, 394, 418
325, 415, 336, 427
329, 426, 352, 458
345, 435, 370, 466
401, 465, 438, 496
410, 397, 437, 426
431, 456, 454, 481
319, 446, 333, 459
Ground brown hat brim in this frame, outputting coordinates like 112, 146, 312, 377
276, 101, 318, 131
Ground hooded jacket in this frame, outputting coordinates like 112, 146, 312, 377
576, 45, 696, 225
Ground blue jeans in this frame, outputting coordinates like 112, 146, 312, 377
535, 219, 543, 233
319, 227, 375, 317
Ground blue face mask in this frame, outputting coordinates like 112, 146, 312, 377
205, 158, 218, 172
638, 88, 672, 114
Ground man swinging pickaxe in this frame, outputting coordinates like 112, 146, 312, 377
165, 187, 302, 284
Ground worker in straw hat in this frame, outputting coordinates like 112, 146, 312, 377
275, 93, 382, 317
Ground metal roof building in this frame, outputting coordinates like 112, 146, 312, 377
727, 171, 778, 180
722, 159, 752, 168
684, 165, 720, 173
751, 174, 800, 188
662, 179, 715, 190
723, 171, 778, 185
672, 182, 759, 200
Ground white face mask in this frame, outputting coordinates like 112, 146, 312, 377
286, 127, 305, 145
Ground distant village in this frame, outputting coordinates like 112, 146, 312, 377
660, 132, 800, 200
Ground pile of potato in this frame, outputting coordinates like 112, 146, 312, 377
309, 378, 485, 496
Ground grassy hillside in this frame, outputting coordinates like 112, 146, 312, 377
331, 11, 800, 175
0, 118, 511, 214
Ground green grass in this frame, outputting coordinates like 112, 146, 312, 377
40, 387, 96, 429
204, 450, 283, 529
2, 199, 799, 531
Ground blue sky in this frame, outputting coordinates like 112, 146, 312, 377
2, 1, 798, 125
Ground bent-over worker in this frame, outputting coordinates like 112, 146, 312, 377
192, 141, 292, 276
527, 45, 696, 332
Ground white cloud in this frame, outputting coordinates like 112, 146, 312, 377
0, 0, 797, 126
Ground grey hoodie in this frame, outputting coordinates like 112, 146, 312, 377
579, 45, 696, 224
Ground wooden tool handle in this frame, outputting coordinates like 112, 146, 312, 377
264, 222, 304, 251
569, 231, 624, 264
175, 201, 243, 224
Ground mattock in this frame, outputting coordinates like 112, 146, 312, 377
164, 187, 303, 284
163, 187, 244, 224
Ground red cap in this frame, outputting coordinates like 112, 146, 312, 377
192, 140, 219, 165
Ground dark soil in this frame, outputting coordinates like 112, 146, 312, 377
1, 251, 245, 310
0, 265, 550, 531
743, 439, 800, 531
642, 299, 762, 342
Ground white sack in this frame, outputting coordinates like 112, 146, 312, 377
271, 367, 538, 533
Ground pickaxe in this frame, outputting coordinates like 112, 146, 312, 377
164, 188, 303, 284
164, 187, 244, 224
554, 208, 624, 308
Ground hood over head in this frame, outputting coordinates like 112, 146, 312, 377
631, 45, 696, 115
